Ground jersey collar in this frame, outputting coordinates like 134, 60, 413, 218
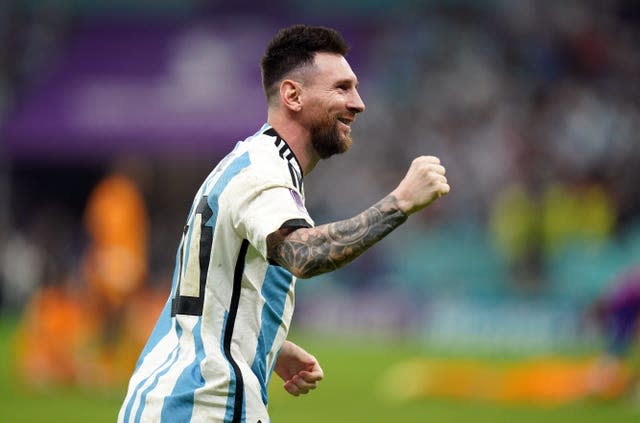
263, 126, 304, 181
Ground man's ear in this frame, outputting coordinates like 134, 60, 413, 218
280, 80, 302, 112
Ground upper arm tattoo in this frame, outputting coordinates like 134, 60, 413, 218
268, 195, 407, 278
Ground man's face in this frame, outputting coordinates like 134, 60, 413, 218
301, 53, 365, 159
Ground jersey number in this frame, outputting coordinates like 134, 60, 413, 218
171, 195, 213, 316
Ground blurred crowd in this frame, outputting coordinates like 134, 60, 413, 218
309, 0, 640, 292
0, 0, 639, 390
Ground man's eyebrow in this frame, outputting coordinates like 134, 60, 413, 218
334, 77, 359, 87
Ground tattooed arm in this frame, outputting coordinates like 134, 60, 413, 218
267, 155, 450, 279
268, 195, 407, 278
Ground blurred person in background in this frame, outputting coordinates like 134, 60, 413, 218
588, 265, 640, 400
80, 156, 161, 384
119, 24, 449, 423
82, 157, 150, 317
15, 156, 162, 387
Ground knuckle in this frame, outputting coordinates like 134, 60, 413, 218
426, 155, 440, 164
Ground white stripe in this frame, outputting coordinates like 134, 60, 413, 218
139, 316, 200, 422
123, 332, 180, 422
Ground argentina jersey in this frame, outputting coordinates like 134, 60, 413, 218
118, 123, 314, 423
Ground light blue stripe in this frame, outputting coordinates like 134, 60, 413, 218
194, 124, 262, 216
133, 239, 182, 370
208, 153, 253, 422
147, 152, 252, 422
199, 137, 245, 193
160, 319, 205, 422
132, 298, 174, 372
251, 265, 294, 405
127, 339, 181, 423
122, 242, 183, 421
133, 328, 182, 423
183, 148, 250, 289
205, 152, 251, 225
122, 334, 177, 422
122, 301, 175, 421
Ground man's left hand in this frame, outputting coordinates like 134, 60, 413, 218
274, 340, 324, 396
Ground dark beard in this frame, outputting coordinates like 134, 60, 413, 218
310, 118, 352, 159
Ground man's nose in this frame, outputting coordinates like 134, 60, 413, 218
348, 89, 365, 113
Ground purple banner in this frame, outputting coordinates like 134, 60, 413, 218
3, 19, 283, 159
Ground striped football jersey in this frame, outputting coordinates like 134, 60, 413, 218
119, 123, 314, 423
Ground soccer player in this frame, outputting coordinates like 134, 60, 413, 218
118, 24, 449, 423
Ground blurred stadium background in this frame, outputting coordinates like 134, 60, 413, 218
1, 0, 640, 421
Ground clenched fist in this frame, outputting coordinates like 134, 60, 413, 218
391, 156, 450, 216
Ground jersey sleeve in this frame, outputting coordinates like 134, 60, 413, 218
228, 170, 314, 259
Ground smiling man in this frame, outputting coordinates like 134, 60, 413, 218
118, 25, 449, 423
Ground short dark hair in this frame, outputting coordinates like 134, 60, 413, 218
260, 24, 349, 102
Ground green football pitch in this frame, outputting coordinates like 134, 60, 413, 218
1, 315, 638, 422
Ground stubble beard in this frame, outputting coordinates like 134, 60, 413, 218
310, 115, 353, 159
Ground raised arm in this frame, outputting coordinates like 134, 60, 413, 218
268, 156, 450, 279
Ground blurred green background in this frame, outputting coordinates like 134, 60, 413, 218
2, 318, 639, 422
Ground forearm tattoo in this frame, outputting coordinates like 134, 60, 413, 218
269, 195, 408, 278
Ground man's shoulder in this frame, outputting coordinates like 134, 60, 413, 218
214, 125, 300, 191
242, 129, 289, 170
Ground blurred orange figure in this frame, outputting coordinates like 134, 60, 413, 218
79, 160, 153, 385
82, 168, 149, 310
15, 158, 161, 389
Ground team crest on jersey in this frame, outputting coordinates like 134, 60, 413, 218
289, 188, 305, 213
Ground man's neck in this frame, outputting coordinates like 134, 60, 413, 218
267, 113, 319, 176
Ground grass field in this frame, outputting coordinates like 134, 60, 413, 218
1, 315, 639, 422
